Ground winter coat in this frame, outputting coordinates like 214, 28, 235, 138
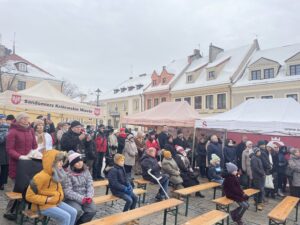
134, 137, 145, 158
107, 164, 131, 196
117, 133, 127, 154
62, 166, 94, 204
175, 153, 199, 187
236, 142, 246, 170
223, 173, 248, 202
108, 134, 118, 148
173, 137, 190, 149
145, 139, 160, 151
278, 151, 288, 174
242, 149, 253, 179
123, 139, 138, 166
140, 154, 162, 183
95, 132, 107, 153
61, 130, 83, 152
289, 155, 300, 187
260, 149, 272, 175
207, 142, 223, 166
6, 123, 37, 179
0, 123, 9, 165
164, 143, 177, 158
161, 157, 183, 185
158, 131, 168, 149
84, 140, 96, 160
196, 142, 207, 166
224, 146, 237, 164
35, 132, 53, 151
250, 154, 265, 183
207, 165, 222, 181
25, 150, 64, 211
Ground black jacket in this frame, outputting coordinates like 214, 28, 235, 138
207, 142, 223, 166
224, 146, 237, 164
207, 165, 222, 181
140, 154, 161, 183
260, 149, 272, 175
61, 130, 83, 153
236, 142, 246, 170
0, 124, 9, 165
173, 137, 190, 149
158, 132, 168, 149
250, 155, 265, 182
107, 164, 130, 196
164, 143, 177, 158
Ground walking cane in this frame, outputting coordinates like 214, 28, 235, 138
147, 169, 169, 199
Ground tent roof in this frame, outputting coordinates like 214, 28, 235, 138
196, 98, 300, 136
123, 101, 201, 127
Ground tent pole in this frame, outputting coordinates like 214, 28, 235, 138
221, 129, 227, 167
191, 126, 196, 169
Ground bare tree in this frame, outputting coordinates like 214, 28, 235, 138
62, 79, 80, 98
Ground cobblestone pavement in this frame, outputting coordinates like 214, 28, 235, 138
1, 177, 299, 225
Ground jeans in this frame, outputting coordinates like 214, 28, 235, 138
65, 200, 96, 224
93, 152, 105, 179
115, 192, 138, 212
41, 202, 77, 225
231, 201, 249, 221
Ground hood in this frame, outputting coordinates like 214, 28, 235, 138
291, 154, 300, 161
10, 122, 31, 132
42, 150, 65, 176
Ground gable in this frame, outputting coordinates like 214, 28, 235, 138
285, 52, 300, 63
249, 57, 280, 68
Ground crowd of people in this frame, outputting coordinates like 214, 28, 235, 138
0, 112, 300, 225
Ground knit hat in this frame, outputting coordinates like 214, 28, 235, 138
6, 114, 15, 121
120, 127, 126, 132
175, 145, 184, 153
163, 150, 172, 159
114, 153, 125, 164
16, 112, 29, 122
33, 119, 44, 128
266, 142, 275, 149
0, 114, 6, 119
68, 151, 83, 167
257, 140, 266, 147
70, 120, 81, 128
210, 154, 220, 165
253, 147, 261, 155
226, 162, 238, 174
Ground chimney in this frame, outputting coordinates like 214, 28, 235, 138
254, 39, 260, 50
162, 66, 166, 70
188, 49, 201, 63
209, 43, 224, 63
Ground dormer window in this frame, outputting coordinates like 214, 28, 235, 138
162, 77, 167, 84
290, 64, 300, 76
152, 80, 157, 86
187, 75, 193, 83
264, 68, 274, 79
114, 89, 119, 94
208, 71, 215, 80
128, 86, 134, 91
136, 84, 143, 90
251, 70, 261, 80
120, 87, 127, 92
17, 63, 27, 72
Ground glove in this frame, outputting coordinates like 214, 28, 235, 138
82, 198, 88, 204
19, 155, 30, 160
86, 198, 92, 204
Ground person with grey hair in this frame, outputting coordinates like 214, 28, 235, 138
288, 148, 300, 197
241, 141, 253, 188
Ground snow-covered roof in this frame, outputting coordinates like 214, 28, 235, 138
0, 53, 59, 81
233, 43, 300, 87
171, 44, 253, 92
99, 73, 151, 101
144, 57, 189, 93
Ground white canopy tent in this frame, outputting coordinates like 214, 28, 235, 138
0, 80, 101, 118
195, 98, 300, 136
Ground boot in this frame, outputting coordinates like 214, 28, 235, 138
257, 204, 263, 211
195, 192, 205, 198
278, 189, 285, 197
229, 209, 238, 222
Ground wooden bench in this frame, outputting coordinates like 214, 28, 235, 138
133, 178, 150, 203
268, 196, 299, 225
212, 188, 260, 225
20, 210, 49, 225
6, 191, 22, 200
182, 210, 228, 225
93, 188, 146, 207
6, 192, 23, 223
174, 182, 221, 216
83, 198, 183, 225
93, 180, 109, 194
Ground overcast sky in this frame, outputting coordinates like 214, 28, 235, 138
0, 0, 299, 95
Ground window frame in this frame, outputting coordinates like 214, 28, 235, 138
175, 98, 181, 102
290, 64, 300, 76
205, 95, 214, 109
263, 68, 275, 79
187, 75, 193, 83
184, 97, 191, 105
251, 70, 261, 80
194, 96, 202, 109
147, 99, 152, 109
154, 98, 159, 106
217, 93, 226, 109
208, 71, 215, 80
286, 93, 298, 102
17, 80, 26, 90
261, 95, 273, 99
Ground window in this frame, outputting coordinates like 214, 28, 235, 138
187, 75, 193, 83
175, 98, 181, 102
286, 94, 298, 101
147, 99, 152, 109
251, 70, 261, 80
194, 96, 202, 109
17, 81, 26, 90
120, 87, 126, 92
114, 104, 118, 111
113, 89, 119, 94
217, 94, 226, 109
136, 84, 143, 90
162, 78, 167, 84
108, 119, 112, 127
18, 63, 27, 72
161, 97, 166, 102
261, 96, 273, 99
154, 98, 159, 106
133, 99, 139, 110
184, 97, 191, 105
128, 86, 134, 91
245, 96, 255, 100
123, 103, 127, 111
290, 65, 300, 76
264, 68, 274, 79
208, 71, 215, 79
205, 95, 214, 109
152, 80, 157, 86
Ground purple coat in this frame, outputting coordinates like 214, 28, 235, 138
223, 174, 248, 202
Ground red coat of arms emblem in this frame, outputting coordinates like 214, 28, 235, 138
11, 94, 22, 105
94, 108, 100, 116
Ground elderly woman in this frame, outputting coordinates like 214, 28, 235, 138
123, 134, 138, 179
288, 148, 300, 197
241, 141, 253, 188
33, 119, 53, 152
134, 131, 145, 175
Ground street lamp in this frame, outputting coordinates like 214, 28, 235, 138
95, 88, 102, 128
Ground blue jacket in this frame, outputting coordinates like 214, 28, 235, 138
107, 164, 130, 196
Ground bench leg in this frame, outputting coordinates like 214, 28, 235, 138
137, 184, 147, 203
254, 194, 258, 212
138, 195, 141, 207
213, 187, 217, 199
216, 204, 230, 225
185, 195, 190, 217
105, 186, 109, 195
174, 206, 178, 225
163, 209, 168, 225
296, 202, 299, 222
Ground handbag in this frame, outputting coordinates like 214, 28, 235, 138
239, 173, 249, 187
265, 175, 274, 189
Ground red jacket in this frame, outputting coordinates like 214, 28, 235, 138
146, 139, 160, 156
95, 133, 107, 153
6, 122, 37, 179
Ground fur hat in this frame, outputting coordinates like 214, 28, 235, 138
114, 153, 125, 164
266, 142, 275, 149
253, 147, 261, 155
226, 162, 238, 174
70, 120, 81, 128
163, 150, 172, 159
33, 119, 44, 128
16, 112, 29, 122
68, 151, 83, 167
210, 154, 220, 165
